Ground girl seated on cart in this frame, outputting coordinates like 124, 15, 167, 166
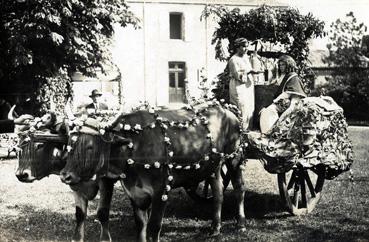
259, 55, 307, 134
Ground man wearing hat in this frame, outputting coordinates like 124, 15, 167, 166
228, 37, 257, 130
85, 89, 108, 114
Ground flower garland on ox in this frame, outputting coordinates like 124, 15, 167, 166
66, 99, 247, 202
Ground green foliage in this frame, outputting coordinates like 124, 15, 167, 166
202, 4, 325, 65
201, 5, 325, 101
322, 12, 369, 121
0, 0, 139, 113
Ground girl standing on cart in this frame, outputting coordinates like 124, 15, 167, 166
228, 38, 257, 130
259, 55, 307, 133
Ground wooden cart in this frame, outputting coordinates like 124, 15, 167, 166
186, 85, 326, 216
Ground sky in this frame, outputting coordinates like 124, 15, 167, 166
279, 0, 369, 49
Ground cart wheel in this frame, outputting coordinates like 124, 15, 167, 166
186, 164, 231, 202
278, 164, 325, 215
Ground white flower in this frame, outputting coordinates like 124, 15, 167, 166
66, 145, 72, 152
175, 165, 182, 169
178, 123, 184, 128
164, 137, 171, 143
168, 151, 174, 157
127, 158, 135, 165
144, 164, 151, 169
195, 164, 201, 169
128, 142, 134, 149
150, 123, 156, 129
165, 185, 171, 191
184, 165, 191, 170
24, 137, 31, 142
134, 124, 142, 130
204, 155, 209, 161
212, 148, 217, 153
168, 175, 173, 181
168, 164, 173, 169
220, 99, 225, 103
118, 123, 124, 130
99, 129, 105, 135
71, 136, 78, 142
29, 127, 36, 133
170, 121, 175, 126
162, 124, 168, 130
161, 194, 168, 201
154, 162, 160, 168
156, 116, 163, 121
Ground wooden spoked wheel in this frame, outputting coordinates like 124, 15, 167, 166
278, 164, 325, 215
186, 164, 231, 202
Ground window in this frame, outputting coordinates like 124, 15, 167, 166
168, 62, 186, 103
170, 13, 183, 39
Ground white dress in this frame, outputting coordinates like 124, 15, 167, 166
228, 54, 254, 129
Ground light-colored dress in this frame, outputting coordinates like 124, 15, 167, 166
228, 54, 254, 129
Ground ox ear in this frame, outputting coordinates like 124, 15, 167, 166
113, 135, 131, 146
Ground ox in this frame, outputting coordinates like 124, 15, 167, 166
14, 116, 118, 242
60, 104, 247, 242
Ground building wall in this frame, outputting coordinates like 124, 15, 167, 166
112, 1, 282, 110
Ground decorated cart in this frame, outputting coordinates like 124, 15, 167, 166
186, 83, 354, 216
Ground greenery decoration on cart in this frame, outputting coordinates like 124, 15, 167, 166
247, 96, 354, 179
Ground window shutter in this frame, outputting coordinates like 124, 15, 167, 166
159, 11, 169, 41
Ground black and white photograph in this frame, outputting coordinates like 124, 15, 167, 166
0, 0, 368, 241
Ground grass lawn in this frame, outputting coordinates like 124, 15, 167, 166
0, 126, 368, 242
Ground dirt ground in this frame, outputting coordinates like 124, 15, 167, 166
0, 127, 368, 242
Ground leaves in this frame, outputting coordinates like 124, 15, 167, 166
202, 4, 325, 65
0, 0, 139, 111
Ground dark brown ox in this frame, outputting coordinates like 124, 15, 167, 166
14, 122, 117, 242
61, 105, 247, 242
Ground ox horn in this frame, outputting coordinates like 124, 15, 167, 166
8, 105, 18, 120
64, 98, 76, 120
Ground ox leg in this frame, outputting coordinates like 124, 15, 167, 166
72, 191, 88, 242
209, 167, 223, 236
147, 194, 167, 242
97, 178, 115, 242
131, 201, 150, 242
228, 161, 246, 231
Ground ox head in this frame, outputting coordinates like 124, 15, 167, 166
15, 113, 67, 182
60, 118, 113, 185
